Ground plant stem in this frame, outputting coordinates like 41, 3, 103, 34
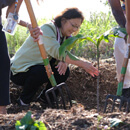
97, 46, 100, 113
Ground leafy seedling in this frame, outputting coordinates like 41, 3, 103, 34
59, 27, 118, 113
15, 111, 47, 130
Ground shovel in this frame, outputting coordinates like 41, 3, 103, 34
24, 0, 72, 109
104, 44, 130, 113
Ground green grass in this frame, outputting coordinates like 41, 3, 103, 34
72, 11, 117, 59
4, 12, 117, 59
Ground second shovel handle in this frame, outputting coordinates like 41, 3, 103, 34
116, 45, 130, 96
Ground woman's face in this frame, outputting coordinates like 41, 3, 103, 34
61, 18, 82, 36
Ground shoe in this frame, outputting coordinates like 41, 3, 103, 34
17, 98, 29, 106
37, 97, 48, 104
36, 93, 48, 103
37, 94, 56, 108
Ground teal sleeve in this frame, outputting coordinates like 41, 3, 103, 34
40, 23, 67, 62
66, 51, 79, 61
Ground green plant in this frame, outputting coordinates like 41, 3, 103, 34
72, 11, 117, 59
15, 111, 47, 130
59, 26, 122, 112
97, 115, 103, 130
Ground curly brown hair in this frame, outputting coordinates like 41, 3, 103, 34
54, 7, 84, 28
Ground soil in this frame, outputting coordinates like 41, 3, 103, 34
0, 58, 130, 130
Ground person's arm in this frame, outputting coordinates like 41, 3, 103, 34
65, 55, 99, 77
18, 20, 43, 42
109, 0, 126, 28
6, 0, 42, 42
126, 0, 130, 43
18, 20, 30, 28
6, 0, 23, 18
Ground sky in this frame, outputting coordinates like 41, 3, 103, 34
2, 0, 109, 22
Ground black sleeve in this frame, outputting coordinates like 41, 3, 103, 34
0, 0, 15, 15
0, 0, 15, 9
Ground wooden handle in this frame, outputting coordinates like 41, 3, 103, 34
24, 0, 56, 84
24, 0, 47, 59
24, 0, 37, 28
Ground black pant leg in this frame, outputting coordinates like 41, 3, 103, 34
0, 25, 10, 105
11, 65, 48, 104
11, 58, 70, 104
40, 59, 70, 101
10, 71, 28, 86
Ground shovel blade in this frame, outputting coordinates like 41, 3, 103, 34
104, 94, 130, 113
45, 82, 72, 109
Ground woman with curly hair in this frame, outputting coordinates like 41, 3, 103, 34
10, 7, 99, 107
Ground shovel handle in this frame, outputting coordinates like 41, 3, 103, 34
116, 44, 130, 96
24, 0, 57, 87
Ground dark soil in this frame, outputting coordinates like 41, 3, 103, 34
0, 58, 130, 130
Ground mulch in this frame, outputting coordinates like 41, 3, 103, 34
0, 58, 130, 130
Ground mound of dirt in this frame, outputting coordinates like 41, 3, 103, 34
0, 58, 130, 130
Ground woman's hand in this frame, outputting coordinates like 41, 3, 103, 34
65, 55, 99, 77
28, 25, 43, 42
83, 61, 99, 77
55, 61, 68, 75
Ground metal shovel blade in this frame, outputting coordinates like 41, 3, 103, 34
45, 82, 72, 109
104, 94, 130, 113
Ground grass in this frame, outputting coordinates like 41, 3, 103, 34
72, 11, 117, 59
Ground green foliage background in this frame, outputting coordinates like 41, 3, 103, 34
5, 11, 117, 60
